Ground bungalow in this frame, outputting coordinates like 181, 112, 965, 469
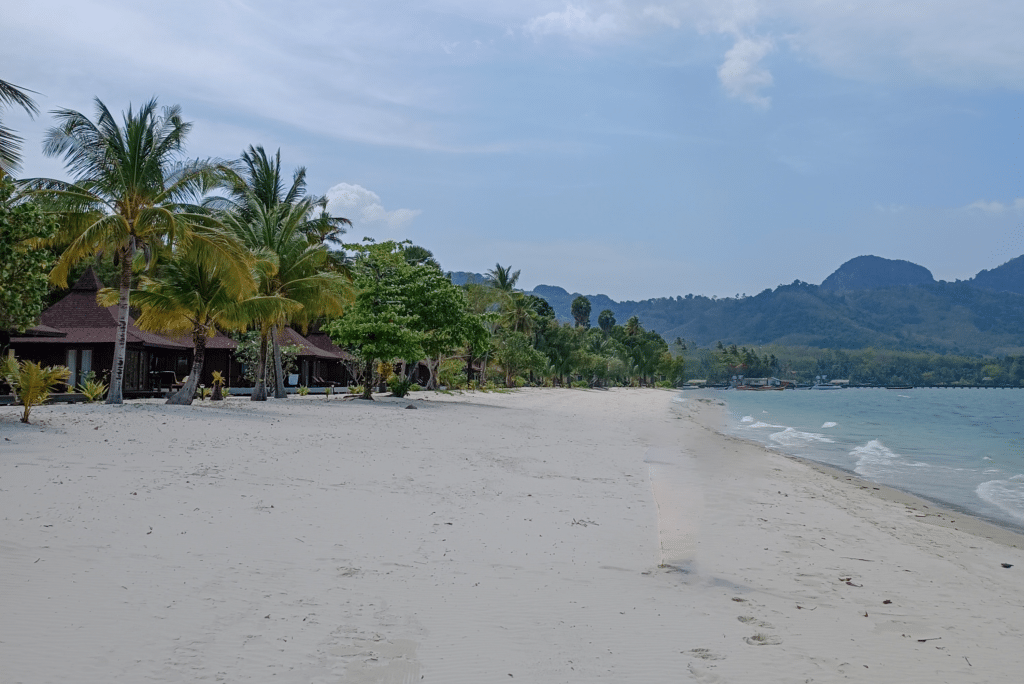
8, 268, 189, 396
7, 267, 365, 395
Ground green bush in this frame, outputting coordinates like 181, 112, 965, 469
297, 385, 311, 396
387, 376, 415, 398
571, 380, 590, 388
655, 380, 675, 388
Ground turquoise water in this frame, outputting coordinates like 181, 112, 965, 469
712, 388, 1024, 531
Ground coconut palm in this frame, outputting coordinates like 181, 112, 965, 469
218, 146, 353, 400
0, 79, 39, 177
219, 193, 351, 400
100, 247, 288, 405
486, 263, 520, 293
23, 98, 238, 404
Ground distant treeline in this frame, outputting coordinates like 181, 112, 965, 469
677, 342, 1024, 387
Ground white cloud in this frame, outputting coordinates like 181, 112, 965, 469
965, 198, 1024, 213
324, 183, 421, 231
717, 35, 774, 107
525, 4, 621, 39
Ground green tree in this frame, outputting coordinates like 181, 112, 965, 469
328, 241, 485, 399
571, 295, 592, 329
494, 330, 545, 387
26, 98, 236, 404
598, 309, 616, 336
0, 79, 39, 176
0, 178, 56, 333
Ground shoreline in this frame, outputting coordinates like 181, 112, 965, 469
695, 390, 1024, 547
4, 388, 1024, 681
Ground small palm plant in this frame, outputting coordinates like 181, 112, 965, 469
76, 375, 108, 402
296, 385, 311, 396
1, 354, 71, 424
210, 371, 226, 400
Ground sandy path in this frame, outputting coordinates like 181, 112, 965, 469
3, 388, 1024, 683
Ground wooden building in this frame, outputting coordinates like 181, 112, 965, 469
8, 268, 189, 396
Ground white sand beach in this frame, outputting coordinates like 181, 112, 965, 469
3, 388, 1024, 683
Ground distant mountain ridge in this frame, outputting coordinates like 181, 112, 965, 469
820, 256, 935, 291
516, 255, 1024, 356
448, 255, 1024, 355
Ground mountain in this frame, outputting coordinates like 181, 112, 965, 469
969, 255, 1024, 295
518, 255, 1024, 356
448, 271, 487, 286
819, 255, 935, 291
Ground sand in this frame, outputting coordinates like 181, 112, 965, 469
2, 388, 1024, 683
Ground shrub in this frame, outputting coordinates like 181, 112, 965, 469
297, 385, 311, 396
1, 354, 71, 424
388, 375, 415, 398
77, 377, 108, 402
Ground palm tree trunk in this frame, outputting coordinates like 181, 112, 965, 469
106, 244, 134, 405
251, 325, 269, 401
168, 329, 206, 405
271, 325, 288, 398
361, 358, 374, 400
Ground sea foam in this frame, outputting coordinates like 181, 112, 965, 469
770, 427, 835, 448
976, 476, 1024, 523
852, 440, 901, 478
821, 421, 838, 428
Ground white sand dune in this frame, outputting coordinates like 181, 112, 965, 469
2, 388, 1023, 683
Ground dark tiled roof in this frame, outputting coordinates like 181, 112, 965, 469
305, 331, 356, 361
278, 327, 344, 360
17, 324, 67, 337
10, 327, 189, 349
163, 331, 239, 350
17, 266, 187, 350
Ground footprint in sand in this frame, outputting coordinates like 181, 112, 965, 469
744, 633, 783, 646
687, 648, 726, 661
737, 615, 774, 629
687, 662, 725, 683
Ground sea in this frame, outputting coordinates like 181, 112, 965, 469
709, 388, 1024, 532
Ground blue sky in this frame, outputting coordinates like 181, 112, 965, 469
4, 1, 1023, 300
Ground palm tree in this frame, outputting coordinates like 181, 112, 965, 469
101, 247, 283, 405
0, 79, 39, 177
1, 354, 71, 424
486, 263, 521, 293
218, 168, 351, 400
23, 98, 235, 404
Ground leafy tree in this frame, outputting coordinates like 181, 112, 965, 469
494, 330, 545, 387
0, 79, 39, 176
598, 309, 616, 336
0, 178, 56, 333
571, 295, 592, 328
26, 98, 238, 404
328, 241, 486, 399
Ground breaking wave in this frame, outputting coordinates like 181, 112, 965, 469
976, 476, 1024, 523
852, 440, 901, 478
769, 427, 835, 448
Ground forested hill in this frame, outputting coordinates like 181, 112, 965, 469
521, 254, 1024, 356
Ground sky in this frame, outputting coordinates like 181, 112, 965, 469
3, 0, 1023, 300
